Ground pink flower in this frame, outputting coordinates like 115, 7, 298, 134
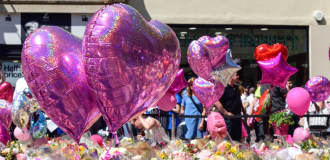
16, 153, 27, 160
217, 142, 226, 152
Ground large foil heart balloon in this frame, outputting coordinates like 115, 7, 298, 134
0, 82, 14, 103
254, 43, 288, 61
0, 100, 12, 129
198, 36, 229, 69
83, 4, 180, 132
187, 41, 212, 80
21, 26, 101, 145
193, 77, 225, 110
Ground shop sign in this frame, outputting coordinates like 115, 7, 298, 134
2, 62, 23, 87
177, 34, 299, 50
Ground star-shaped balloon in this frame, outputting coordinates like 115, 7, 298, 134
210, 50, 242, 86
167, 69, 190, 95
258, 52, 298, 89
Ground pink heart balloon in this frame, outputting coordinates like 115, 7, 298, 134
83, 4, 180, 132
198, 36, 229, 69
187, 41, 212, 80
293, 127, 310, 143
0, 82, 14, 103
207, 112, 227, 140
0, 100, 12, 129
167, 69, 190, 95
22, 26, 101, 145
192, 77, 225, 110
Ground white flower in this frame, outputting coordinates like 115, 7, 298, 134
190, 139, 198, 145
117, 148, 127, 155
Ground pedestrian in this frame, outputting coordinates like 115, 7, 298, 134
215, 72, 243, 142
130, 114, 169, 143
168, 93, 182, 138
181, 77, 206, 140
260, 82, 288, 139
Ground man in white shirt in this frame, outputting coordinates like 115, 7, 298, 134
246, 87, 255, 115
241, 84, 250, 105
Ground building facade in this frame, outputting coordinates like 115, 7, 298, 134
0, 0, 329, 87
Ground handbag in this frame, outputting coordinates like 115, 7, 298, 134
189, 97, 207, 132
253, 87, 271, 122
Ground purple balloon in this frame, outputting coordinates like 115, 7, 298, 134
187, 41, 212, 80
0, 123, 10, 146
21, 26, 101, 145
257, 53, 298, 89
0, 100, 12, 129
83, 4, 181, 132
167, 69, 190, 95
193, 77, 225, 110
198, 36, 229, 69
305, 76, 330, 103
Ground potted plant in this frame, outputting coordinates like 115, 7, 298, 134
269, 110, 295, 135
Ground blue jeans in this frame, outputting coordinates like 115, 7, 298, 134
225, 118, 242, 142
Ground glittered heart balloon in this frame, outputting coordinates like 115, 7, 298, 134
187, 41, 212, 80
11, 94, 29, 129
83, 4, 180, 132
193, 77, 225, 110
254, 43, 288, 61
21, 26, 101, 146
305, 76, 330, 103
0, 123, 10, 146
0, 82, 14, 103
198, 36, 229, 69
0, 100, 12, 129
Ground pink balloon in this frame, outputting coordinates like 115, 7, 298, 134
187, 41, 212, 80
83, 4, 180, 132
167, 69, 190, 95
207, 112, 227, 140
286, 135, 294, 145
257, 53, 298, 89
90, 134, 103, 147
158, 93, 177, 111
305, 76, 330, 103
287, 87, 311, 116
21, 26, 101, 145
0, 123, 10, 146
0, 100, 12, 129
193, 77, 225, 110
293, 127, 310, 143
14, 127, 30, 141
33, 137, 48, 147
198, 36, 229, 69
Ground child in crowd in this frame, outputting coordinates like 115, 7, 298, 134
130, 114, 170, 143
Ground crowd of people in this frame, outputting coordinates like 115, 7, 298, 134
2, 66, 330, 143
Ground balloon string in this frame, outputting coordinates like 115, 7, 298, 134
227, 131, 233, 144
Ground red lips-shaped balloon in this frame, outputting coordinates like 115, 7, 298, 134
254, 43, 288, 61
0, 82, 13, 103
